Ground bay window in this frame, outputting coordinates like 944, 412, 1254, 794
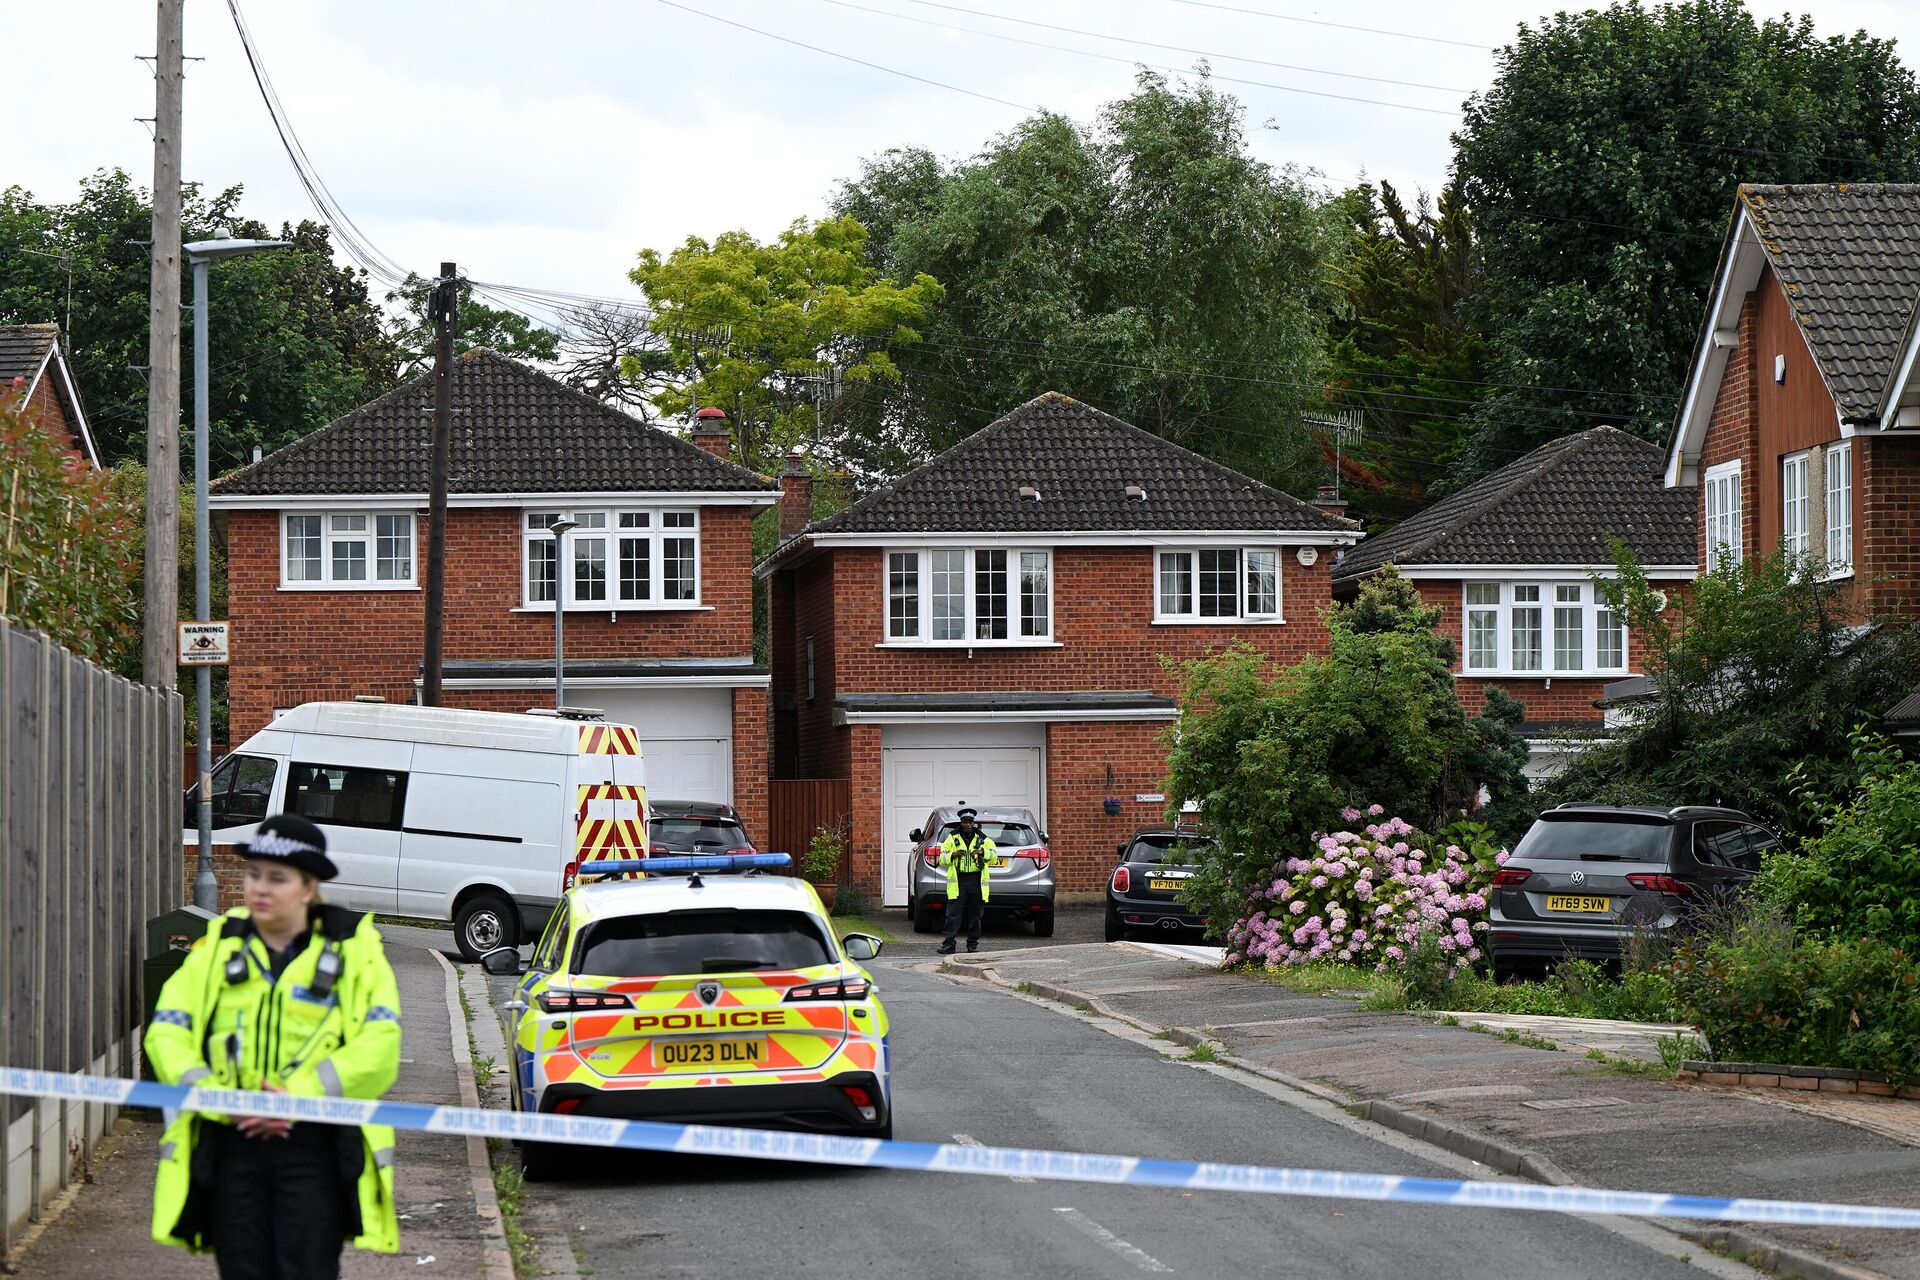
1461, 580, 1631, 677
524, 508, 700, 608
883, 547, 1051, 644
1156, 547, 1284, 622
281, 511, 416, 588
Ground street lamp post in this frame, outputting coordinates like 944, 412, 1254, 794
546, 516, 579, 710
184, 230, 289, 911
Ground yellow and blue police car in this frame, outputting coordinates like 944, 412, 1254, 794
482, 854, 891, 1179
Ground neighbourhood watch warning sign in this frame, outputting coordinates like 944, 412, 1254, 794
178, 622, 230, 666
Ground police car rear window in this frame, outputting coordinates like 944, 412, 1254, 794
572, 910, 832, 977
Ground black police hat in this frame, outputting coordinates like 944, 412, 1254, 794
238, 813, 338, 881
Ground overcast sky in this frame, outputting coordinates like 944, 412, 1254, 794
8, 0, 1920, 313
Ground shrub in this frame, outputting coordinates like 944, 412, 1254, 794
803, 821, 848, 883
1222, 809, 1496, 976
1669, 907, 1920, 1083
1760, 745, 1920, 953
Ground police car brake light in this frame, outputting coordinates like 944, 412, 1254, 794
538, 989, 634, 1014
784, 976, 871, 1002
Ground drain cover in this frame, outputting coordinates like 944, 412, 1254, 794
1520, 1096, 1629, 1111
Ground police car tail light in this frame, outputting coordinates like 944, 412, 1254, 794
1111, 866, 1131, 894
840, 1084, 879, 1123
537, 989, 635, 1014
784, 976, 871, 1002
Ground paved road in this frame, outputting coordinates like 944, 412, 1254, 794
478, 949, 1731, 1280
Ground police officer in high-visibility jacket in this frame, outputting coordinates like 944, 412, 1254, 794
146, 813, 403, 1278
936, 806, 998, 955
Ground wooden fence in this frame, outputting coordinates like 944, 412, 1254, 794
1, 623, 182, 1250
767, 778, 852, 876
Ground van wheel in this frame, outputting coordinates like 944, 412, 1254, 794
456, 893, 517, 963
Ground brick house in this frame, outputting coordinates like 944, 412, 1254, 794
1331, 426, 1696, 779
759, 391, 1362, 903
1664, 183, 1920, 615
209, 350, 778, 841
0, 324, 102, 467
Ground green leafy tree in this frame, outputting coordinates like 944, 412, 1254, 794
835, 71, 1338, 489
1323, 181, 1492, 525
629, 215, 943, 474
387, 274, 561, 377
0, 169, 403, 467
1535, 547, 1920, 832
1452, 0, 1920, 473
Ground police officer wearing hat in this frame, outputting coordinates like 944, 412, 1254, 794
936, 806, 997, 955
146, 814, 404, 1278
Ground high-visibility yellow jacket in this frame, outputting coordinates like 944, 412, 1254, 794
145, 905, 403, 1255
939, 831, 999, 902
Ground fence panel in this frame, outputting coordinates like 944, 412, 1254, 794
767, 779, 853, 876
0, 624, 180, 1250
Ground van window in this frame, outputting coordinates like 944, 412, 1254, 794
288, 763, 407, 830
197, 754, 277, 829
573, 910, 832, 977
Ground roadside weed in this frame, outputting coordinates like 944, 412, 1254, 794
1185, 1041, 1220, 1063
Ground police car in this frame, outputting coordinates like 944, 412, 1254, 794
482, 854, 892, 1179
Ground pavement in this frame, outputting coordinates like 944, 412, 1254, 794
6, 932, 506, 1278
949, 939, 1920, 1280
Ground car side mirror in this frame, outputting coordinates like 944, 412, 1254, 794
1116, 843, 1126, 858
909, 829, 923, 843
479, 946, 523, 976
842, 933, 883, 962
1038, 832, 1048, 845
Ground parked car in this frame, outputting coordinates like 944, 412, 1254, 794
1106, 825, 1214, 941
1486, 804, 1780, 980
905, 806, 1055, 937
647, 800, 756, 856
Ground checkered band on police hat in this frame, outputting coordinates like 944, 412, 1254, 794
239, 813, 338, 880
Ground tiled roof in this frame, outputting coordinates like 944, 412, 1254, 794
0, 324, 58, 384
214, 350, 775, 497
1885, 684, 1920, 729
796, 392, 1354, 537
1738, 183, 1920, 421
1334, 426, 1695, 582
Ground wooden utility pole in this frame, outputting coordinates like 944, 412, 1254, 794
142, 0, 184, 689
420, 263, 455, 706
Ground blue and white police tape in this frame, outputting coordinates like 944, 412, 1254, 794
5, 1065, 1918, 1230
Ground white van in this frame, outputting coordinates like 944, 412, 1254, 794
184, 702, 648, 959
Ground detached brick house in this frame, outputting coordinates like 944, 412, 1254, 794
210, 350, 778, 840
1665, 183, 1920, 613
0, 324, 102, 467
760, 392, 1361, 903
1331, 426, 1696, 779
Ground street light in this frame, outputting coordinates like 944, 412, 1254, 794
184, 229, 290, 912
545, 516, 579, 710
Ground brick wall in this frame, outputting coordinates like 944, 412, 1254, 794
1860, 436, 1920, 620
20, 368, 91, 466
226, 504, 759, 741
1045, 720, 1178, 896
1698, 292, 1761, 567
181, 843, 248, 910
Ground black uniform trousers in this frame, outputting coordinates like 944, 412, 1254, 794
211, 1121, 350, 1280
942, 873, 985, 945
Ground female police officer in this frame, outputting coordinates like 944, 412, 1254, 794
146, 813, 403, 1278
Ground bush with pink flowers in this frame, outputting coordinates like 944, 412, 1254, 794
1222, 807, 1506, 976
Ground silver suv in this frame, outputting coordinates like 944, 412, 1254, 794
905, 806, 1055, 938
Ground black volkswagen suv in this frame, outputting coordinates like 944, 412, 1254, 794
1486, 804, 1780, 980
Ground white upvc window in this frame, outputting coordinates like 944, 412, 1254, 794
1825, 441, 1853, 576
1781, 451, 1811, 562
280, 512, 416, 589
1461, 579, 1629, 677
1155, 547, 1284, 622
1703, 460, 1743, 573
523, 508, 700, 609
883, 547, 1052, 644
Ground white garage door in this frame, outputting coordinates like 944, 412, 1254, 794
881, 727, 1043, 907
574, 686, 734, 807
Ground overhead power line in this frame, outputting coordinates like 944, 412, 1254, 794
1154, 0, 1494, 51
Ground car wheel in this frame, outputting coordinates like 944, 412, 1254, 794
874, 1116, 893, 1142
1032, 910, 1055, 938
1103, 910, 1124, 943
1491, 955, 1530, 985
455, 893, 518, 963
913, 904, 940, 934
520, 1140, 563, 1182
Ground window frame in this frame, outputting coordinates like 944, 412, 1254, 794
878, 547, 1055, 647
285, 761, 409, 832
1781, 450, 1811, 563
521, 507, 703, 611
279, 510, 418, 590
1459, 579, 1631, 678
1824, 440, 1853, 579
1154, 546, 1286, 624
1703, 459, 1743, 573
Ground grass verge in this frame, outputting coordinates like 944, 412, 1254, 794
487, 1140, 541, 1275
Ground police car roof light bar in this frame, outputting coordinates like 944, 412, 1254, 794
575, 853, 792, 880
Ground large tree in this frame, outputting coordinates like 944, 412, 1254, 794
834, 71, 1340, 489
0, 169, 402, 468
1453, 0, 1920, 474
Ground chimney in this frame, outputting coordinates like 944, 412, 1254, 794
1313, 483, 1349, 522
692, 406, 731, 460
779, 453, 813, 540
